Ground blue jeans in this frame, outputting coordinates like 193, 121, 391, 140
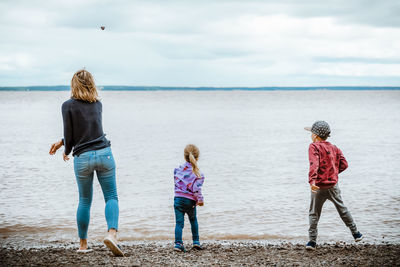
73, 147, 119, 239
174, 197, 199, 245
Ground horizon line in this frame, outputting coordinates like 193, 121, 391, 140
0, 85, 400, 91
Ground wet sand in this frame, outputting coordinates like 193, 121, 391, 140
1, 242, 399, 266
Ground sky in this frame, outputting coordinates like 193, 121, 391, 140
1, 0, 400, 87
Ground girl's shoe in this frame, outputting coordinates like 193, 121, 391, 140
306, 241, 316, 250
192, 242, 204, 250
353, 232, 363, 242
174, 243, 186, 252
103, 237, 124, 257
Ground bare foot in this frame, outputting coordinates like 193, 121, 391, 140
79, 239, 88, 250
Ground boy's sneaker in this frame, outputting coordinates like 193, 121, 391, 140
174, 243, 185, 252
306, 241, 316, 250
192, 242, 204, 250
353, 232, 363, 242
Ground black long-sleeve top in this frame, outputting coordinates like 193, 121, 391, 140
62, 98, 110, 156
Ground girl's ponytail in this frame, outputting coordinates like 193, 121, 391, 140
189, 152, 201, 178
184, 144, 201, 178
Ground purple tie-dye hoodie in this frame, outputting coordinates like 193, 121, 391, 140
174, 162, 205, 203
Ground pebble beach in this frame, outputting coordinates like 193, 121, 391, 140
1, 242, 399, 266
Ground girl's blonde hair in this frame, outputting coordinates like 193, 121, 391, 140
184, 144, 201, 178
71, 69, 98, 103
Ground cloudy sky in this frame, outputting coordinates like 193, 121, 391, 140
1, 0, 400, 86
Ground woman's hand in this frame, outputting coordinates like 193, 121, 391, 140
197, 201, 204, 206
49, 140, 63, 155
49, 140, 69, 162
63, 153, 70, 162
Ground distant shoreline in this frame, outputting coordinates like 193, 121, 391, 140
1, 86, 400, 91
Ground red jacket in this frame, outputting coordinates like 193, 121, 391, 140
308, 141, 348, 188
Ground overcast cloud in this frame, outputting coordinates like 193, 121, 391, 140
1, 0, 399, 86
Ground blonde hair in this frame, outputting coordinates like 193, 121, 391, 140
184, 144, 201, 178
71, 69, 98, 103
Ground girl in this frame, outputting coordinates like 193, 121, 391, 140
49, 69, 124, 256
173, 144, 205, 252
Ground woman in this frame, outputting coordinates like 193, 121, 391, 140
49, 69, 123, 256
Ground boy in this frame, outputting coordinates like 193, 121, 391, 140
304, 121, 363, 250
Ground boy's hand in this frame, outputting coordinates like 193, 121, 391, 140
197, 201, 204, 206
310, 184, 319, 193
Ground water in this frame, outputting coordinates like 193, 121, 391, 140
0, 90, 399, 247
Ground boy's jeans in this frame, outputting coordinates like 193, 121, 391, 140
174, 197, 199, 245
74, 147, 119, 239
309, 184, 358, 242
